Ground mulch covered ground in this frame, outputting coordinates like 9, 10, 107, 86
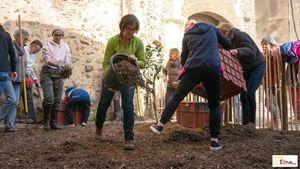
0, 122, 299, 169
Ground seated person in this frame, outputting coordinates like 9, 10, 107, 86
65, 86, 91, 126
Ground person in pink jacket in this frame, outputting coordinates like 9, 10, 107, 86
41, 27, 72, 130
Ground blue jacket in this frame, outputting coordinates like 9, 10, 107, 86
181, 22, 232, 70
66, 87, 90, 104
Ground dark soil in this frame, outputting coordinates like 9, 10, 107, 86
59, 65, 73, 79
0, 123, 299, 169
114, 60, 148, 90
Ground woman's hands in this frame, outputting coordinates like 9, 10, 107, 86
128, 55, 137, 62
229, 49, 238, 57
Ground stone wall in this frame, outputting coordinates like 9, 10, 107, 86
256, 0, 299, 45
0, 0, 168, 116
182, 0, 256, 37
255, 0, 289, 44
0, 0, 297, 119
0, 0, 123, 114
290, 0, 300, 41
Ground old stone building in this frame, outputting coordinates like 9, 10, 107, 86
0, 0, 299, 118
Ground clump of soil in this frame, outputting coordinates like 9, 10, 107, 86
166, 129, 207, 143
59, 65, 73, 79
114, 60, 150, 91
61, 141, 83, 153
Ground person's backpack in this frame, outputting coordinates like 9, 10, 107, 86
280, 40, 300, 64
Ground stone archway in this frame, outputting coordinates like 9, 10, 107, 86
181, 0, 239, 26
188, 11, 230, 26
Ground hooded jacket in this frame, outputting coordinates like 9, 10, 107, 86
0, 25, 16, 72
181, 22, 232, 70
231, 28, 264, 71
66, 87, 90, 104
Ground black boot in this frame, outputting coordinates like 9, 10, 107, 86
44, 119, 51, 130
43, 105, 51, 131
50, 120, 63, 130
50, 109, 62, 130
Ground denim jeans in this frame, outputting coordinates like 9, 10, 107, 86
241, 63, 265, 124
96, 80, 135, 140
0, 80, 20, 129
113, 91, 123, 120
40, 66, 64, 123
0, 72, 9, 96
113, 91, 121, 112
66, 100, 90, 124
233, 95, 242, 123
160, 67, 222, 138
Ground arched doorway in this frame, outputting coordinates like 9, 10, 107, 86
188, 12, 230, 26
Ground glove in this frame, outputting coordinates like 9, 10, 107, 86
64, 96, 70, 103
26, 77, 34, 88
34, 79, 40, 88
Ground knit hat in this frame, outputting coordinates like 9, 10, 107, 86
51, 26, 65, 36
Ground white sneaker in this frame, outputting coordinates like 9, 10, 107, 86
150, 123, 163, 134
65, 124, 75, 127
210, 140, 222, 151
81, 122, 88, 126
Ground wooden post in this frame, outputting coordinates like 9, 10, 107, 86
273, 49, 279, 130
297, 62, 300, 131
262, 76, 265, 129
261, 46, 267, 129
18, 15, 28, 114
264, 52, 269, 129
287, 65, 293, 130
291, 64, 297, 130
275, 47, 283, 130
259, 83, 262, 128
267, 47, 273, 128
136, 86, 144, 118
232, 97, 235, 124
296, 62, 300, 131
281, 61, 288, 131
152, 79, 158, 123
